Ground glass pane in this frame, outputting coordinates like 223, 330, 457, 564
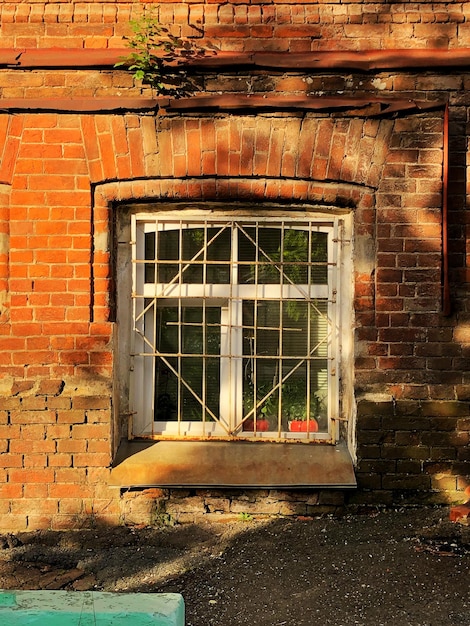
282, 301, 308, 356
205, 357, 220, 421
155, 358, 178, 422
253, 300, 280, 357
282, 229, 309, 284
181, 357, 219, 422
144, 231, 156, 283
157, 227, 232, 284
238, 227, 328, 286
282, 366, 307, 422
155, 306, 220, 422
243, 358, 280, 431
311, 231, 328, 284
310, 299, 329, 357
157, 307, 178, 354
182, 357, 204, 420
207, 227, 231, 283
238, 226, 256, 284
258, 228, 282, 284
157, 229, 179, 283
181, 307, 203, 355
282, 364, 320, 432
205, 308, 221, 355
181, 229, 203, 283
310, 360, 328, 431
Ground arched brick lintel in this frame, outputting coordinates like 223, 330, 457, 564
94, 177, 373, 210
81, 113, 394, 190
91, 176, 374, 323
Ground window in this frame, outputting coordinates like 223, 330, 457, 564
128, 208, 349, 443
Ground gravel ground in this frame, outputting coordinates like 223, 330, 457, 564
0, 507, 469, 625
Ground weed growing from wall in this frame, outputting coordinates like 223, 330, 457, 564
115, 9, 216, 97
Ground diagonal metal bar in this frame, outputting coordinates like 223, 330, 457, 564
155, 223, 231, 296
155, 353, 231, 435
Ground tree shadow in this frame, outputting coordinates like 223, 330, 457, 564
1, 509, 469, 626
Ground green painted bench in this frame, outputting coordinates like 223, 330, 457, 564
0, 590, 184, 626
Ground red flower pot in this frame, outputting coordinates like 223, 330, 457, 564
289, 419, 319, 432
244, 419, 270, 432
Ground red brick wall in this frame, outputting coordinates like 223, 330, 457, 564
0, 2, 469, 529
1, 1, 469, 50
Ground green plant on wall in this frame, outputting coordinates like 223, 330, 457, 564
115, 9, 216, 97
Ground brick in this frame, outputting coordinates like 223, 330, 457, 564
0, 515, 28, 531
49, 483, 94, 499
73, 453, 110, 467
23, 483, 48, 499
72, 424, 109, 439
10, 410, 56, 424
10, 435, 55, 453
9, 468, 55, 483
72, 396, 110, 410
382, 475, 431, 490
0, 454, 24, 468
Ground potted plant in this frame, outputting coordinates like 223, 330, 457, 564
283, 382, 320, 433
243, 384, 276, 432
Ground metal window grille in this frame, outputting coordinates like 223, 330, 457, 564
130, 212, 342, 442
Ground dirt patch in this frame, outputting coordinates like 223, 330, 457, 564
0, 507, 469, 625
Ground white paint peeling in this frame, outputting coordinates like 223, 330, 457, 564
94, 229, 109, 253
371, 78, 387, 90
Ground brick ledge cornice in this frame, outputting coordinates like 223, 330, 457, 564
2, 48, 470, 71
0, 95, 446, 114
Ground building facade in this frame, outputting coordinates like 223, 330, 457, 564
0, 1, 469, 530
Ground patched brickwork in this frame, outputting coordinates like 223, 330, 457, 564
0, 1, 469, 530
120, 487, 345, 525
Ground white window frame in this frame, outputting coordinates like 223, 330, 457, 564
127, 208, 352, 444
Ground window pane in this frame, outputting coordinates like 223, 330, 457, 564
155, 305, 220, 422
155, 361, 178, 422
311, 231, 328, 284
181, 307, 203, 355
157, 307, 178, 354
206, 227, 231, 283
282, 366, 307, 422
247, 359, 280, 431
241, 296, 329, 431
156, 227, 232, 284
157, 229, 179, 283
181, 229, 203, 283
238, 227, 327, 285
310, 299, 329, 356
144, 231, 156, 283
182, 357, 204, 420
238, 226, 256, 284
310, 360, 328, 431
205, 357, 220, 420
257, 228, 282, 284
282, 300, 308, 356
205, 308, 221, 355
282, 229, 309, 284
244, 301, 280, 358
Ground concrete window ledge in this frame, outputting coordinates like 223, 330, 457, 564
109, 440, 356, 490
